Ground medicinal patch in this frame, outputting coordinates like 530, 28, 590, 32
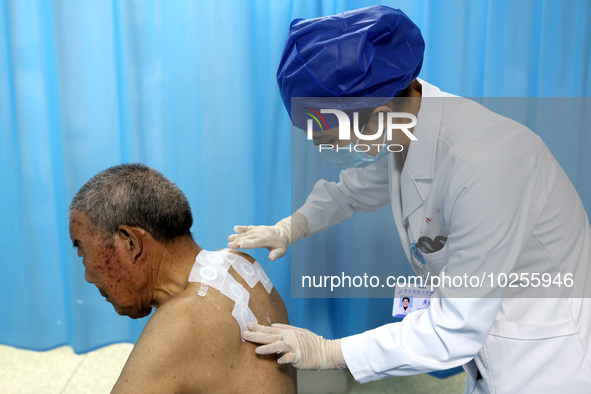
188, 249, 273, 338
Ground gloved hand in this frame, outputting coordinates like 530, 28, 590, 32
242, 322, 347, 371
227, 213, 309, 261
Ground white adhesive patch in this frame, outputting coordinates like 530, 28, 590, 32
221, 250, 273, 294
232, 303, 257, 334
198, 283, 208, 297
220, 275, 251, 306
200, 266, 218, 281
188, 250, 275, 339
207, 254, 225, 265
251, 260, 273, 294
189, 260, 229, 298
234, 262, 259, 289
230, 283, 245, 299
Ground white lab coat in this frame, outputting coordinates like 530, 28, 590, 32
297, 79, 591, 393
396, 306, 412, 315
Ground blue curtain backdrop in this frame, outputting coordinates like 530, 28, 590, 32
1, 0, 590, 356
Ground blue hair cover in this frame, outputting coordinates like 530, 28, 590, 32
277, 5, 425, 129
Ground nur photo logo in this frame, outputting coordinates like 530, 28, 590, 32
305, 108, 417, 153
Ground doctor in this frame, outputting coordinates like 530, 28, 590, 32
228, 6, 591, 393
398, 297, 412, 315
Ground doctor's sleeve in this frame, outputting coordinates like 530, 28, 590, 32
296, 157, 391, 235
341, 153, 552, 381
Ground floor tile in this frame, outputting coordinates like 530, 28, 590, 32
0, 345, 84, 394
62, 343, 133, 394
346, 370, 467, 393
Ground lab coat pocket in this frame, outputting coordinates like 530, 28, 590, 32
489, 318, 577, 339
421, 243, 449, 275
480, 319, 591, 393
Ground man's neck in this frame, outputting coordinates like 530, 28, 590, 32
150, 236, 202, 308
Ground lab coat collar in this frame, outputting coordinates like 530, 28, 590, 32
389, 151, 413, 263
400, 79, 443, 221
403, 78, 443, 181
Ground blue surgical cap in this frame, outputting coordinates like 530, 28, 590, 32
277, 5, 425, 129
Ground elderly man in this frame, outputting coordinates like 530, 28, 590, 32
68, 163, 296, 393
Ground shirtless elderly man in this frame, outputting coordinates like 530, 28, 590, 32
68, 163, 296, 393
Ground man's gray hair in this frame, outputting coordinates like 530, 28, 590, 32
69, 163, 193, 242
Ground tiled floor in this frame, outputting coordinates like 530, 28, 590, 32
0, 344, 133, 394
0, 344, 466, 393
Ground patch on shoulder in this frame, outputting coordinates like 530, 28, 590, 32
188, 249, 274, 338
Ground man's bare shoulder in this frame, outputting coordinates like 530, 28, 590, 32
112, 287, 240, 393
149, 285, 243, 359
167, 282, 243, 339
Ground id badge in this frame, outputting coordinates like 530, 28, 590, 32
392, 282, 436, 319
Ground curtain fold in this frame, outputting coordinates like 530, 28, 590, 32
0, 0, 589, 355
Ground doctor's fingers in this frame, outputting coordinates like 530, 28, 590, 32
242, 331, 280, 345
268, 247, 287, 261
246, 322, 285, 336
255, 341, 296, 356
227, 233, 241, 242
232, 225, 255, 234
227, 230, 257, 243
242, 323, 288, 347
272, 323, 313, 335
277, 352, 299, 366
242, 322, 284, 343
227, 228, 252, 248
232, 236, 271, 250
227, 233, 264, 248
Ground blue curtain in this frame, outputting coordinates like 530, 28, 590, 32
1, 0, 589, 356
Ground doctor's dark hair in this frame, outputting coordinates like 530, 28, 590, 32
69, 163, 193, 243
386, 79, 419, 108
355, 80, 419, 128
402, 297, 410, 302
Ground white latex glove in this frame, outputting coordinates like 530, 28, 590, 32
227, 213, 309, 261
242, 322, 346, 371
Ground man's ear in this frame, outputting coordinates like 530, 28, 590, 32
117, 225, 143, 263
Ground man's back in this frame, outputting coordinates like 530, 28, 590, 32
112, 249, 296, 393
